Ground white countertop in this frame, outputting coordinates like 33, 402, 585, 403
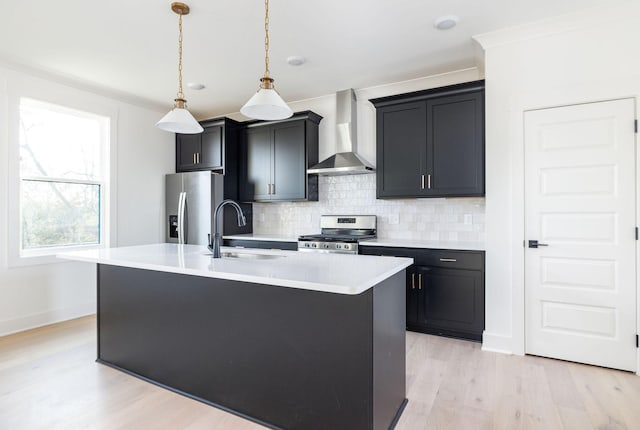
224, 233, 485, 251
58, 243, 412, 296
360, 239, 485, 251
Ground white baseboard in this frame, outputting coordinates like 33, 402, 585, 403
482, 331, 513, 354
0, 302, 96, 337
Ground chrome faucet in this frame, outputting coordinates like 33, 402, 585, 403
208, 199, 247, 258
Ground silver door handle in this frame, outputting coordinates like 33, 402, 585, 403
427, 174, 431, 189
439, 258, 457, 262
271, 183, 275, 195
418, 273, 422, 290
196, 152, 200, 164
421, 175, 425, 190
178, 192, 187, 244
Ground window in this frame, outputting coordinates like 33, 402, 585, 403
18, 98, 110, 256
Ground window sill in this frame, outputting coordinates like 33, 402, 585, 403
9, 244, 105, 268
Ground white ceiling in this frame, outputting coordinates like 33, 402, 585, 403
0, 0, 626, 119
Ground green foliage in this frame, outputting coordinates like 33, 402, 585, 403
21, 180, 100, 249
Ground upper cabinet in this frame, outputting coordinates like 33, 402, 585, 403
176, 117, 241, 173
239, 111, 321, 202
370, 80, 485, 199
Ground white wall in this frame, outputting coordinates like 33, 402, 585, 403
0, 65, 174, 336
474, 2, 640, 353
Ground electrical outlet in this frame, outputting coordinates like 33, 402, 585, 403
388, 214, 399, 225
464, 214, 473, 225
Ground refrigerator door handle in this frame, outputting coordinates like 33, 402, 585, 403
178, 192, 187, 244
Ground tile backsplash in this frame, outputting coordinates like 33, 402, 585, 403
252, 175, 485, 242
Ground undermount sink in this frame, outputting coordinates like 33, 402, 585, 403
219, 252, 283, 260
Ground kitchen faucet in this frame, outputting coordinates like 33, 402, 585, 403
208, 199, 247, 258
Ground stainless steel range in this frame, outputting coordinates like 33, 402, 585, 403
298, 215, 376, 254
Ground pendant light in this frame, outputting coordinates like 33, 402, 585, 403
156, 2, 203, 134
240, 0, 293, 121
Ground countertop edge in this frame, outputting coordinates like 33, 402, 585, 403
224, 234, 485, 251
57, 247, 413, 296
359, 240, 486, 251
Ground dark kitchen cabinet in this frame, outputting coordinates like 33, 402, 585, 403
359, 245, 485, 341
405, 266, 424, 327
239, 111, 321, 202
176, 117, 241, 173
370, 80, 485, 199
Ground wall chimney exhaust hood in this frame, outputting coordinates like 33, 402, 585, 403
307, 89, 374, 176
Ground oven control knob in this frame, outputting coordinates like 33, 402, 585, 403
305, 243, 310, 248
323, 244, 329, 248
312, 243, 317, 248
336, 244, 341, 249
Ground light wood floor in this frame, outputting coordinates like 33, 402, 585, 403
1, 316, 639, 430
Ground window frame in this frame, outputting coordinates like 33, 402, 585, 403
7, 84, 118, 267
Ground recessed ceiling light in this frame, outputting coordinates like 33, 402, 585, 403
187, 82, 205, 90
434, 15, 459, 30
286, 56, 306, 66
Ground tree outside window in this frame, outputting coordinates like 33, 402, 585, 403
19, 98, 109, 255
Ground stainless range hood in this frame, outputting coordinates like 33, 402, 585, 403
307, 89, 374, 175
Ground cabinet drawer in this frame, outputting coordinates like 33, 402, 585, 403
359, 246, 483, 271
418, 249, 483, 270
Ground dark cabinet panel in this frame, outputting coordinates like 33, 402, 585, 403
376, 102, 426, 198
175, 118, 240, 174
359, 245, 485, 341
370, 80, 485, 199
272, 121, 305, 200
406, 268, 421, 327
420, 267, 484, 338
200, 126, 222, 169
427, 92, 484, 196
239, 111, 321, 202
176, 133, 201, 171
243, 127, 272, 201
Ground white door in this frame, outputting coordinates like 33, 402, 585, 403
524, 98, 637, 371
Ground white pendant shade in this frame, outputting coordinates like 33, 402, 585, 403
241, 88, 293, 121
156, 107, 204, 134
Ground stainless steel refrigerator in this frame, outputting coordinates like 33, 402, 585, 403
166, 171, 251, 245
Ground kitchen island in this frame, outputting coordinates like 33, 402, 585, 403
59, 244, 412, 430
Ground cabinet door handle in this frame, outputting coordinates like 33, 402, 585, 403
196, 152, 200, 164
427, 174, 431, 189
268, 184, 271, 195
418, 273, 422, 289
411, 273, 415, 289
271, 183, 275, 195
421, 175, 425, 190
439, 258, 457, 262
193, 153, 196, 164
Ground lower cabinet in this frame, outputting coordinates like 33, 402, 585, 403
360, 246, 485, 341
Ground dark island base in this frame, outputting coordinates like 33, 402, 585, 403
97, 264, 407, 430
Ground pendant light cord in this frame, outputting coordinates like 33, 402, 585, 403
264, 0, 270, 78
177, 11, 184, 100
